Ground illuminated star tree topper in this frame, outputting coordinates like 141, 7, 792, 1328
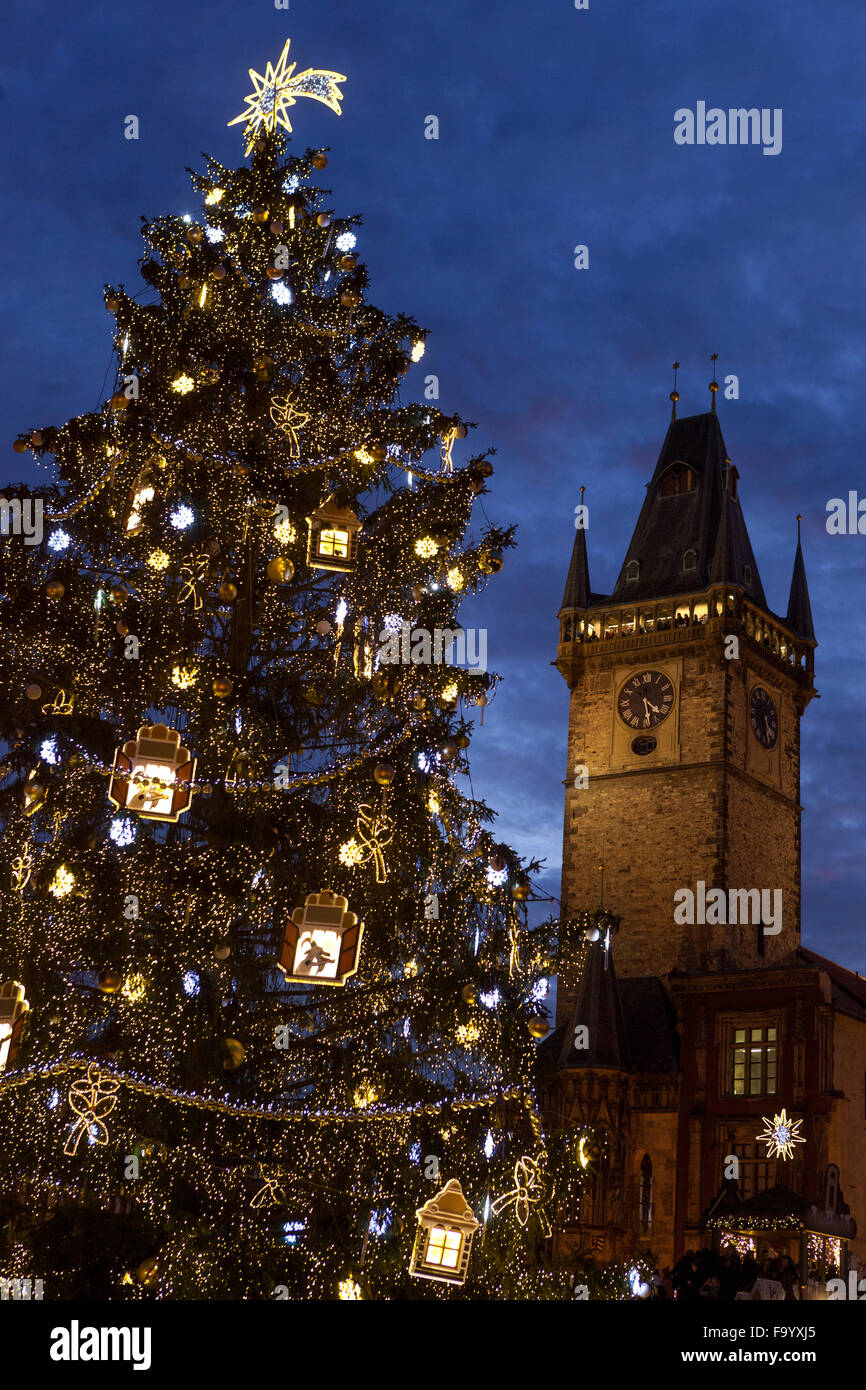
228, 37, 347, 150
756, 1108, 805, 1160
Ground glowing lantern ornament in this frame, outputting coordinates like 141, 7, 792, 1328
108, 724, 196, 823
279, 890, 363, 986
0, 981, 29, 1072
305, 496, 362, 574
409, 1179, 480, 1287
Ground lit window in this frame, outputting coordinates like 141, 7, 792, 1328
731, 1024, 777, 1096
318, 527, 349, 558
425, 1225, 462, 1269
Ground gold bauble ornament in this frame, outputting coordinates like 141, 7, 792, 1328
222, 1038, 246, 1070
440, 740, 459, 762
30, 431, 43, 447
480, 549, 504, 575
340, 289, 360, 309
211, 265, 227, 280
136, 1257, 159, 1288
252, 208, 269, 224
312, 152, 328, 170
315, 618, 332, 635
98, 970, 123, 994
412, 694, 426, 710
456, 735, 470, 750
370, 445, 387, 461
266, 266, 283, 280
25, 683, 42, 700
213, 677, 234, 699
110, 393, 129, 411
186, 225, 202, 243
214, 941, 232, 961
116, 622, 129, 637
317, 212, 331, 228
46, 580, 65, 600
105, 296, 119, 312
511, 878, 531, 902
13, 439, 27, 453
461, 984, 478, 1006
338, 254, 356, 271
373, 763, 396, 787
267, 557, 294, 583
218, 581, 239, 602
110, 584, 127, 604
527, 1014, 550, 1039
269, 220, 284, 236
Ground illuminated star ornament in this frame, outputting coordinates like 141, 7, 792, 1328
228, 38, 347, 151
756, 1108, 805, 1160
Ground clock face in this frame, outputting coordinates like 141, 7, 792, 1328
750, 686, 778, 749
617, 670, 675, 730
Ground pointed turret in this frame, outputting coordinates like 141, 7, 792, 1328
786, 518, 816, 643
560, 524, 590, 612
610, 411, 766, 606
557, 935, 632, 1070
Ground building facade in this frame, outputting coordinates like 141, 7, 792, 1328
547, 404, 866, 1282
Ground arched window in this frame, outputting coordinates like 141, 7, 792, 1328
825, 1163, 840, 1213
625, 559, 640, 583
683, 549, 698, 573
639, 1154, 653, 1229
743, 564, 753, 588
658, 463, 698, 497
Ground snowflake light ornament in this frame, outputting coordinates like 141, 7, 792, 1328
756, 1108, 805, 1160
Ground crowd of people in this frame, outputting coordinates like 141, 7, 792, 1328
647, 1246, 803, 1300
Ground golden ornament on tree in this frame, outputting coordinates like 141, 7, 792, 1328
213, 677, 234, 699
306, 496, 362, 574
267, 556, 294, 583
108, 724, 196, 823
526, 1014, 550, 1039
409, 1180, 479, 1286
279, 891, 363, 987
227, 37, 347, 151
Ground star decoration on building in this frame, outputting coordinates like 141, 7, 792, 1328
756, 1108, 805, 1160
228, 38, 347, 151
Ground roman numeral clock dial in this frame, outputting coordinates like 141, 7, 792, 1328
750, 685, 778, 749
617, 670, 675, 730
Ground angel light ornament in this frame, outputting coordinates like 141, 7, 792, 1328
108, 724, 196, 823
306, 497, 362, 574
0, 981, 29, 1072
279, 890, 363, 986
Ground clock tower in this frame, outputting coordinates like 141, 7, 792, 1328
555, 405, 816, 1016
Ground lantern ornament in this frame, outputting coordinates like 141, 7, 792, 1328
279, 890, 363, 986
108, 724, 196, 823
408, 1179, 480, 1286
0, 981, 29, 1072
305, 496, 362, 574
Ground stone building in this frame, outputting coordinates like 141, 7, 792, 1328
546, 402, 865, 1282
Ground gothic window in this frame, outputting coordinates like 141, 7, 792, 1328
730, 1025, 777, 1096
658, 462, 698, 497
743, 564, 753, 587
639, 1154, 653, 1230
732, 1142, 776, 1199
682, 549, 698, 573
624, 559, 640, 583
825, 1164, 840, 1213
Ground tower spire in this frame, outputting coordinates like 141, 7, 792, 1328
786, 514, 816, 643
670, 362, 680, 421
709, 353, 719, 415
560, 486, 590, 611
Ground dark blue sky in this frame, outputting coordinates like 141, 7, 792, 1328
3, 1, 865, 970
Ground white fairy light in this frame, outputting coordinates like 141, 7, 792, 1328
48, 529, 71, 552
271, 281, 293, 305
205, 226, 225, 243
335, 231, 357, 252
170, 505, 195, 530
109, 818, 136, 847
40, 737, 60, 765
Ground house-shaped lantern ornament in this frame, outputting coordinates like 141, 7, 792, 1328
279, 891, 364, 986
0, 981, 29, 1073
305, 497, 362, 574
108, 724, 196, 823
409, 1179, 480, 1286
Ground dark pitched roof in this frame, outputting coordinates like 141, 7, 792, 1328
560, 525, 590, 611
786, 540, 816, 643
553, 944, 680, 1073
557, 938, 632, 1069
797, 947, 866, 1022
609, 412, 766, 606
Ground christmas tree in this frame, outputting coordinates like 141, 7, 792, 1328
0, 40, 605, 1299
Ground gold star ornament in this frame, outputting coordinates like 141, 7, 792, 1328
229, 38, 347, 150
756, 1108, 805, 1160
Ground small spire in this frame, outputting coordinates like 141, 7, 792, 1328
796, 512, 802, 544
709, 353, 719, 415
670, 362, 680, 421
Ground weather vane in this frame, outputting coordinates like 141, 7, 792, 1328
229, 37, 347, 151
